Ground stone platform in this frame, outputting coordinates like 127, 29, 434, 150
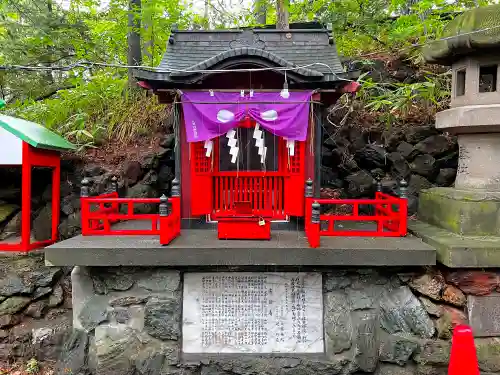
44, 221, 435, 266
409, 220, 500, 268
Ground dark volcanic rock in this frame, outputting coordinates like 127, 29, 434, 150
405, 125, 438, 144
345, 170, 375, 198
321, 167, 344, 188
123, 161, 143, 186
355, 145, 387, 169
3, 212, 21, 236
348, 126, 366, 152
159, 133, 175, 149
126, 182, 158, 214
415, 135, 457, 157
410, 154, 438, 179
83, 165, 106, 178
435, 168, 457, 186
158, 165, 174, 186
408, 175, 433, 196
383, 129, 405, 151
436, 151, 458, 169
142, 170, 159, 186
60, 194, 80, 216
58, 212, 82, 240
32, 204, 53, 241
397, 141, 419, 160
388, 152, 411, 178
144, 297, 180, 340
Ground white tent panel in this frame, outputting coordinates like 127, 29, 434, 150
0, 127, 22, 165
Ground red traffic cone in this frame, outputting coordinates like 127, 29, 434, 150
448, 325, 480, 375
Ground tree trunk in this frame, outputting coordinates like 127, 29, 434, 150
254, 0, 266, 25
276, 0, 289, 30
128, 0, 142, 86
204, 0, 209, 27
143, 9, 153, 66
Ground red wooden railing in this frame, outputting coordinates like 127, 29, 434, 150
80, 180, 181, 244
212, 173, 286, 220
81, 194, 162, 235
305, 191, 407, 248
159, 196, 181, 245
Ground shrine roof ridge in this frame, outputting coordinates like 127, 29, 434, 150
134, 22, 345, 85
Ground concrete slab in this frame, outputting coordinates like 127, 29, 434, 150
44, 222, 435, 266
409, 220, 500, 268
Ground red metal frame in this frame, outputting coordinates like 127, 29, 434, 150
306, 192, 407, 248
1, 143, 61, 252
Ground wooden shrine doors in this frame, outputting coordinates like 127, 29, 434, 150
189, 121, 306, 221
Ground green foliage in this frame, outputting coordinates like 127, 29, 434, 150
358, 71, 451, 128
0, 0, 495, 151
4, 71, 168, 148
25, 358, 40, 374
0, 0, 186, 148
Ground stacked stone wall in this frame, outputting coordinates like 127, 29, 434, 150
56, 266, 500, 375
0, 253, 72, 367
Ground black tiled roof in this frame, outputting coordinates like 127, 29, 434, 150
134, 24, 346, 85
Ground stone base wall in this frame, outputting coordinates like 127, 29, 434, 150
64, 266, 500, 375
0, 253, 72, 367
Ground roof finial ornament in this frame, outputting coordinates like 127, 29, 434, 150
169, 24, 178, 45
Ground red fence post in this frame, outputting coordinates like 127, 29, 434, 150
160, 178, 181, 245
304, 179, 313, 234
80, 178, 90, 235
171, 177, 181, 238
308, 201, 321, 248
398, 178, 408, 236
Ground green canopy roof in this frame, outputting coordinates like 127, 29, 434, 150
0, 114, 76, 152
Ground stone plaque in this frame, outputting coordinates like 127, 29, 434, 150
182, 272, 324, 353
468, 294, 500, 337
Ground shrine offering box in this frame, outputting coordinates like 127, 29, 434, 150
217, 218, 271, 240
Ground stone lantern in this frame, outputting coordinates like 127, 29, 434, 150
411, 5, 500, 267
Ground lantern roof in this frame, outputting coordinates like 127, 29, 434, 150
424, 4, 500, 65
0, 114, 76, 152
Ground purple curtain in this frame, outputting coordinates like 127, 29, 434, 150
180, 91, 313, 142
